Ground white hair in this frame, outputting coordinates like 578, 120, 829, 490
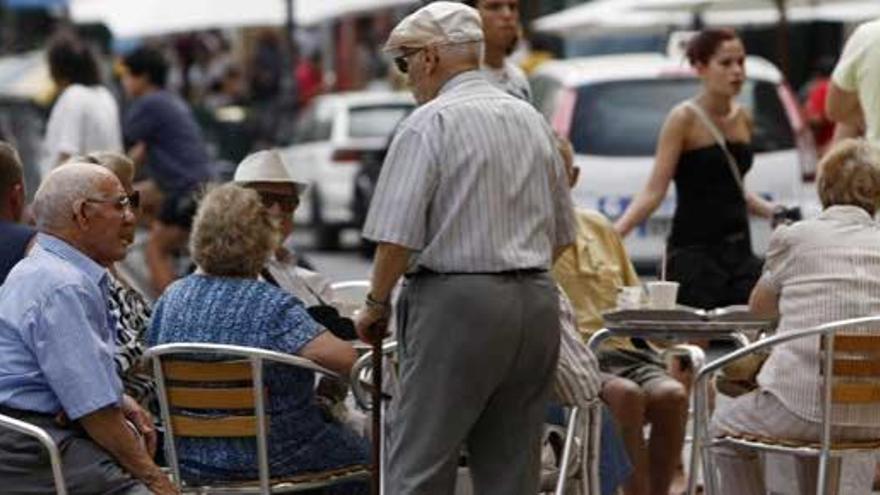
33, 162, 115, 231
438, 40, 482, 65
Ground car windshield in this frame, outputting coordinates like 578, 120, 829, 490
569, 78, 794, 156
348, 104, 412, 139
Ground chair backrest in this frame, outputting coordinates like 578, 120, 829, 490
0, 414, 67, 495
143, 343, 338, 492
329, 280, 370, 319
824, 334, 880, 405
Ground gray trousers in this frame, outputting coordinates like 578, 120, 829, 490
0, 409, 149, 495
387, 272, 560, 495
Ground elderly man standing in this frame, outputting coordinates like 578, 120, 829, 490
355, 3, 574, 494
0, 142, 35, 284
0, 163, 176, 494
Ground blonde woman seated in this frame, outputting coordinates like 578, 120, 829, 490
711, 139, 880, 495
147, 184, 367, 491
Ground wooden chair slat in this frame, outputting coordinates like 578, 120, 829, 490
832, 382, 880, 404
832, 359, 880, 377
829, 335, 880, 354
168, 387, 256, 409
163, 360, 252, 382
170, 415, 258, 437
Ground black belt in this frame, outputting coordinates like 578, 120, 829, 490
408, 267, 547, 278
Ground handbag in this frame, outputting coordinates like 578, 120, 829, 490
260, 269, 358, 340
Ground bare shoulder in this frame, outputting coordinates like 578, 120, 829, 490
662, 102, 696, 135
736, 104, 754, 130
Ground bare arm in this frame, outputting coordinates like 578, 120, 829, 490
355, 242, 410, 343
745, 191, 775, 219
748, 281, 779, 319
832, 122, 864, 143
299, 332, 358, 376
128, 142, 147, 172
614, 107, 686, 237
78, 405, 177, 494
826, 83, 865, 128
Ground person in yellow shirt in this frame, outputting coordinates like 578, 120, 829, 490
553, 139, 689, 495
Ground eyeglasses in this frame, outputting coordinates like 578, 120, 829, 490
84, 194, 134, 211
393, 47, 424, 74
259, 191, 300, 213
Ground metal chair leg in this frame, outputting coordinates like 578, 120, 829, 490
555, 406, 580, 495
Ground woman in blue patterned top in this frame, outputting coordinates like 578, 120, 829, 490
148, 184, 368, 490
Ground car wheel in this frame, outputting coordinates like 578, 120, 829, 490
311, 187, 340, 250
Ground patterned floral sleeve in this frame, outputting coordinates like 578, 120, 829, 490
107, 274, 156, 405
269, 295, 324, 355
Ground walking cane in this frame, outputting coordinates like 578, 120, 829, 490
369, 321, 386, 495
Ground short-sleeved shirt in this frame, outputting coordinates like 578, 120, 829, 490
832, 18, 880, 143
481, 60, 532, 102
148, 275, 367, 481
553, 209, 640, 347
0, 221, 35, 284
0, 234, 121, 420
756, 205, 880, 426
43, 84, 123, 174
363, 70, 574, 272
123, 90, 214, 194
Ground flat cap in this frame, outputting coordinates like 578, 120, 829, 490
384, 1, 483, 57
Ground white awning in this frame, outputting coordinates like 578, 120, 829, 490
533, 0, 880, 35
70, 0, 419, 37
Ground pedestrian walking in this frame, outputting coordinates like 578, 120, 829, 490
43, 33, 122, 172
614, 28, 779, 310
354, 3, 574, 494
120, 47, 215, 295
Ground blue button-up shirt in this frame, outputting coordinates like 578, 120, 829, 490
0, 234, 122, 420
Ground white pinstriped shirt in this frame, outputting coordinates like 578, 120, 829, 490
363, 71, 574, 272
757, 205, 880, 426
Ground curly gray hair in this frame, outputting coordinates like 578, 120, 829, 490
818, 139, 880, 215
190, 183, 279, 277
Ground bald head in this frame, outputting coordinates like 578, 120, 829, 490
33, 162, 118, 231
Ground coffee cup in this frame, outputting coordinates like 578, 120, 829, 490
617, 286, 643, 310
646, 281, 679, 309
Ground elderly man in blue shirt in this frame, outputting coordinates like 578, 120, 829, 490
0, 163, 176, 494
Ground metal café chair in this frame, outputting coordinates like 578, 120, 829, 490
329, 280, 371, 319
0, 413, 67, 495
143, 343, 370, 494
688, 315, 880, 495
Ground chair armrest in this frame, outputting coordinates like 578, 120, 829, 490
0, 414, 67, 495
350, 340, 399, 411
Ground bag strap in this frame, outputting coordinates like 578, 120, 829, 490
684, 100, 747, 200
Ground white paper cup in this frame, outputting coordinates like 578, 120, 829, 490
646, 281, 679, 309
617, 286, 643, 310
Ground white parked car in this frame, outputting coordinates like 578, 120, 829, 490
530, 53, 819, 272
282, 90, 415, 249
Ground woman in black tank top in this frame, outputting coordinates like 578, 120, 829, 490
614, 28, 779, 309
